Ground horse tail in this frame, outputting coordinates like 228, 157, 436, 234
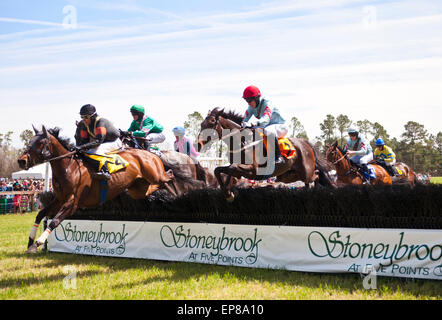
305, 140, 337, 188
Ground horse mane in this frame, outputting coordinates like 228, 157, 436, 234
336, 145, 345, 155
211, 108, 244, 125
47, 127, 75, 151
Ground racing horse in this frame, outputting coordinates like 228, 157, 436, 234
17, 126, 190, 253
374, 159, 416, 186
196, 108, 335, 201
119, 131, 216, 189
325, 141, 392, 185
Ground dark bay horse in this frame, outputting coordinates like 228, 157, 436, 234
17, 126, 186, 253
196, 108, 335, 201
120, 131, 214, 190
325, 141, 392, 185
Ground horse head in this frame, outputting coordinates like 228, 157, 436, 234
325, 141, 339, 162
196, 109, 223, 152
18, 125, 53, 170
196, 108, 244, 152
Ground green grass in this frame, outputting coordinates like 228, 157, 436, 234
0, 213, 441, 300
430, 177, 442, 184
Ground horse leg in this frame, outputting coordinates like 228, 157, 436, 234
27, 199, 61, 249
27, 197, 76, 254
214, 166, 234, 201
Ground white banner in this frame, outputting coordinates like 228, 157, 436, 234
48, 220, 442, 280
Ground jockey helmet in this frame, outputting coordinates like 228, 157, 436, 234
376, 138, 385, 146
242, 85, 261, 99
130, 105, 145, 115
347, 128, 358, 135
80, 104, 96, 116
172, 126, 185, 137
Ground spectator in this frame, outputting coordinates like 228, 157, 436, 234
13, 193, 22, 214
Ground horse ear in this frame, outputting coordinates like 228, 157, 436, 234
32, 124, 39, 135
42, 125, 49, 138
52, 127, 60, 137
325, 144, 330, 148
332, 141, 338, 147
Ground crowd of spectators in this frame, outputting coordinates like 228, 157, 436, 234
1, 178, 48, 214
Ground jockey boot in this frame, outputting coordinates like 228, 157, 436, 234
387, 165, 396, 176
360, 163, 371, 183
91, 162, 111, 181
274, 137, 284, 165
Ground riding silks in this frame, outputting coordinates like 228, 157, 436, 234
84, 153, 129, 174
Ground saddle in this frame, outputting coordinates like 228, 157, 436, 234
374, 159, 402, 177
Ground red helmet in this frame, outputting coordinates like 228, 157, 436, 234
242, 85, 261, 99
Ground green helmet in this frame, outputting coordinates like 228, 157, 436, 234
347, 128, 358, 135
130, 104, 145, 114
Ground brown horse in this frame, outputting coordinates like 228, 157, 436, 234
325, 141, 392, 185
374, 159, 416, 186
196, 108, 335, 201
17, 126, 185, 253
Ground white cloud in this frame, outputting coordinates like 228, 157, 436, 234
1, 0, 442, 149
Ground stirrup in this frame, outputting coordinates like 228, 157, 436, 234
275, 156, 284, 165
91, 171, 111, 181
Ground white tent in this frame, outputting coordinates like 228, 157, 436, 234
12, 163, 52, 180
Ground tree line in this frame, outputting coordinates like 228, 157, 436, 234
311, 114, 441, 175
182, 111, 441, 176
1, 114, 440, 178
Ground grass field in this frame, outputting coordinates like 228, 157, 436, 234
0, 213, 441, 300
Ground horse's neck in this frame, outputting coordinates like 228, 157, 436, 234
334, 151, 351, 176
48, 136, 73, 179
219, 117, 241, 131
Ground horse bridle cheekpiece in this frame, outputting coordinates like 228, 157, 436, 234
30, 125, 52, 163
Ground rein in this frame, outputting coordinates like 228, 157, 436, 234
46, 151, 77, 162
333, 153, 347, 165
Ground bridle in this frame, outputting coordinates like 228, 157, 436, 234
199, 114, 260, 154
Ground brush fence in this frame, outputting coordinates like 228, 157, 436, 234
47, 219, 442, 280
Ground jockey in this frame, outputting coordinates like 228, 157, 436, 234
172, 126, 200, 162
343, 128, 373, 182
75, 104, 122, 180
127, 104, 165, 150
241, 85, 288, 165
374, 138, 396, 176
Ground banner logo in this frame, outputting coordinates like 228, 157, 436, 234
160, 225, 262, 265
54, 222, 128, 256
308, 230, 442, 272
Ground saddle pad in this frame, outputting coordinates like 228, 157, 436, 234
84, 153, 129, 174
278, 138, 296, 159
261, 137, 296, 159
393, 165, 404, 176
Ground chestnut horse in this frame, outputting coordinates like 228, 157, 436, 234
17, 126, 185, 253
374, 159, 416, 186
325, 141, 392, 185
196, 108, 335, 201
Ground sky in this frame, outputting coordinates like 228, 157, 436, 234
1, 0, 442, 150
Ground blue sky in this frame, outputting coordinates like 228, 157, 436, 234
1, 0, 442, 149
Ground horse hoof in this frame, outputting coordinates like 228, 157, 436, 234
226, 193, 235, 203
26, 244, 39, 254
